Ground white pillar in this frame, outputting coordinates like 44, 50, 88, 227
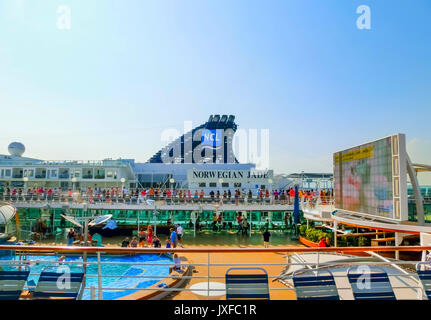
395, 232, 400, 260
334, 221, 338, 247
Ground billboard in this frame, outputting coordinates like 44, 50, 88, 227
333, 134, 408, 221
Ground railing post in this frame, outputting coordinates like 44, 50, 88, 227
97, 251, 103, 300
207, 251, 210, 300
90, 286, 96, 300
395, 232, 400, 260
334, 221, 338, 248
78, 252, 87, 300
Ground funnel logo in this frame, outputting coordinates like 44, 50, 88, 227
201, 129, 222, 149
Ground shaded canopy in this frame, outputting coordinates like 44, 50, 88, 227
0, 202, 16, 224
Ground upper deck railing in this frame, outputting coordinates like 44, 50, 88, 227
0, 245, 430, 300
0, 193, 302, 207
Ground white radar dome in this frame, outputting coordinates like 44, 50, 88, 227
8, 142, 25, 157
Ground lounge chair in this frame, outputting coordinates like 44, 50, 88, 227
225, 267, 270, 300
416, 262, 431, 300
292, 269, 340, 300
347, 266, 396, 300
32, 266, 84, 300
0, 265, 30, 300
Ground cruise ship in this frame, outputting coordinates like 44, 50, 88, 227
1, 129, 431, 302
0, 115, 279, 194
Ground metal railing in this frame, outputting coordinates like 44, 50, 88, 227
0, 245, 430, 300
0, 193, 301, 206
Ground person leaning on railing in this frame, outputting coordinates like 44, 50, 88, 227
121, 237, 130, 247
10, 185, 335, 205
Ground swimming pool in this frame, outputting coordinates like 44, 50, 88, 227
0, 253, 172, 300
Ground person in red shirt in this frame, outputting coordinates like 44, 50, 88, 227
147, 226, 153, 245
236, 213, 243, 234
318, 237, 326, 247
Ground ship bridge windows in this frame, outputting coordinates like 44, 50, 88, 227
12, 168, 23, 178
199, 182, 206, 187
59, 169, 69, 179
60, 181, 69, 190
209, 182, 217, 188
82, 168, 93, 179
47, 169, 58, 179
35, 168, 47, 179
1, 169, 11, 178
74, 170, 80, 178
106, 170, 117, 179
95, 168, 105, 179
221, 182, 230, 188
24, 169, 34, 178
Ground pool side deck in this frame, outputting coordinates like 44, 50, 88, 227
167, 244, 298, 300
12, 236, 300, 300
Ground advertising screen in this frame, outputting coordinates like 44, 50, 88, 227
333, 134, 407, 221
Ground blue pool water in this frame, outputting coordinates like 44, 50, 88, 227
0, 253, 172, 300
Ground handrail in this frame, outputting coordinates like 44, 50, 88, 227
1, 245, 431, 254
0, 194, 296, 206
0, 245, 427, 300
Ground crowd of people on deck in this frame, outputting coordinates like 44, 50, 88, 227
120, 224, 184, 249
0, 185, 334, 206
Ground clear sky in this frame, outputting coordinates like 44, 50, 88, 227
0, 0, 430, 183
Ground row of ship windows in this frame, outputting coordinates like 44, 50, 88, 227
0, 168, 118, 179
194, 182, 266, 189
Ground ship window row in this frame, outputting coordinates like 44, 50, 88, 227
0, 168, 118, 180
197, 182, 240, 188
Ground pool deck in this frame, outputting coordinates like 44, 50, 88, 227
14, 233, 300, 300
17, 242, 298, 300
118, 257, 192, 300
165, 244, 299, 300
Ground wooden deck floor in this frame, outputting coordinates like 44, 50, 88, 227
163, 244, 299, 300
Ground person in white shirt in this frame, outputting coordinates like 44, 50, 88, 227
176, 224, 184, 247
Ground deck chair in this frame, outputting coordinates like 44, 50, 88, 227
347, 266, 396, 300
416, 262, 431, 300
292, 269, 340, 300
225, 267, 270, 300
91, 233, 103, 247
54, 227, 64, 242
32, 266, 84, 300
0, 265, 30, 300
